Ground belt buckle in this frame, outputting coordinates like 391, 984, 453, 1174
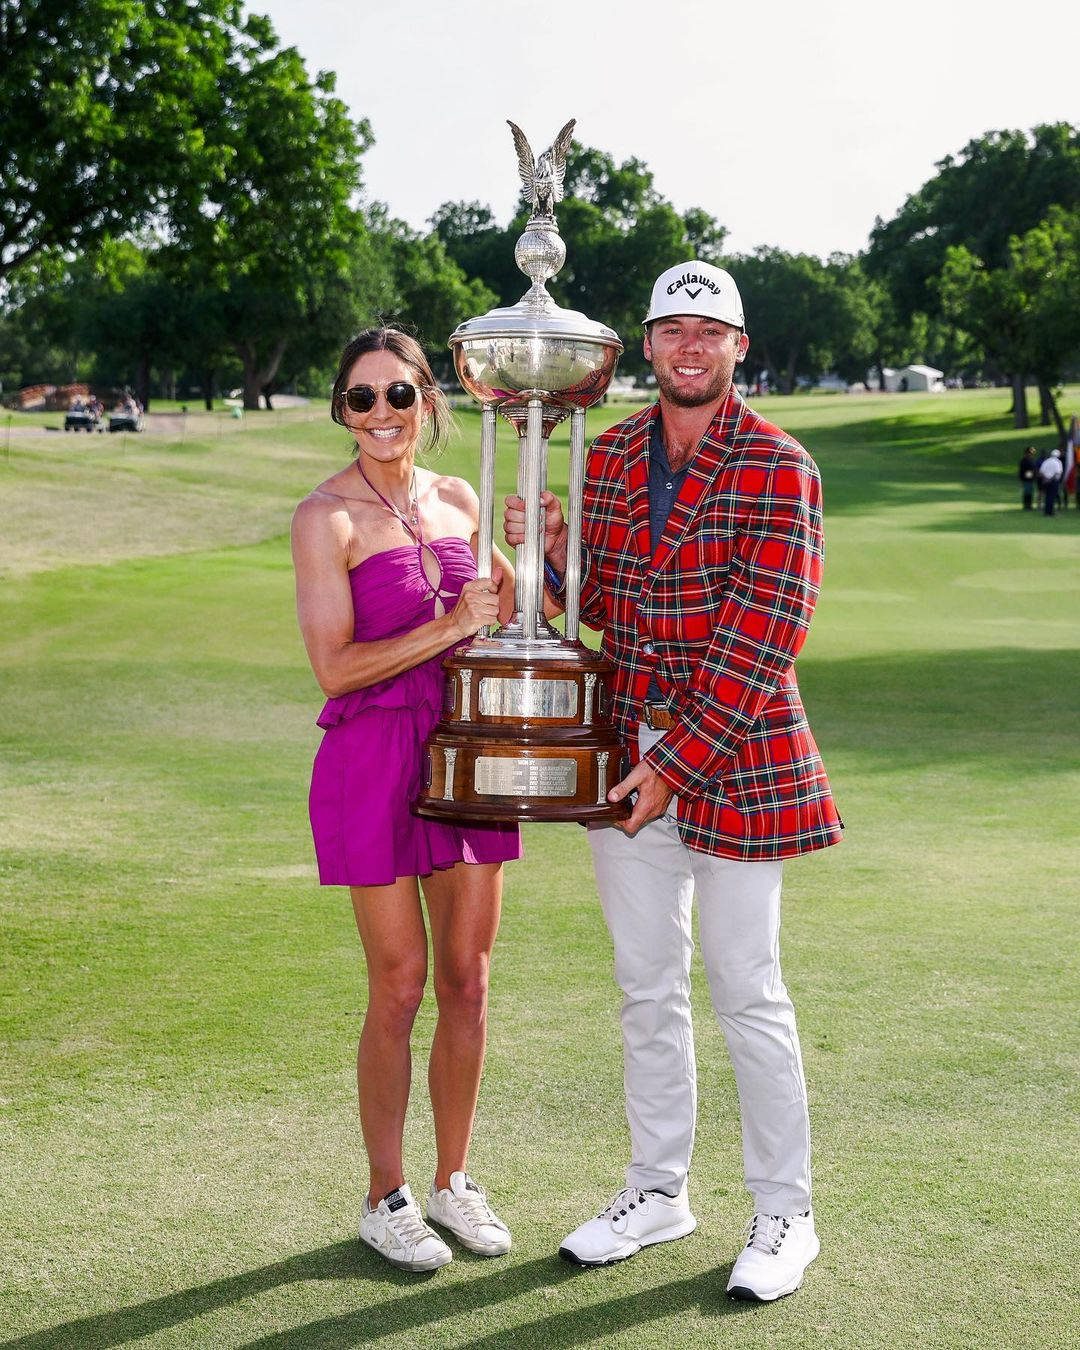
643, 702, 666, 731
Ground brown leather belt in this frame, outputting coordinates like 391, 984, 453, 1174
642, 702, 677, 731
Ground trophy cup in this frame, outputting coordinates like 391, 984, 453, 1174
414, 117, 630, 824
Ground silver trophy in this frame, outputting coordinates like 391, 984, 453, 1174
414, 118, 628, 823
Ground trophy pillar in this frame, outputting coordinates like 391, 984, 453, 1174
476, 405, 497, 638
564, 405, 587, 642
519, 397, 545, 641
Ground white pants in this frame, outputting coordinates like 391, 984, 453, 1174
587, 729, 812, 1214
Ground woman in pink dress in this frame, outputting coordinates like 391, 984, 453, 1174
292, 327, 521, 1272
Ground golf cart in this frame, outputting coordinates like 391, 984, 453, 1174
64, 405, 102, 433
108, 406, 144, 433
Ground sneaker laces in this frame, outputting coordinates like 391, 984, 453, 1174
599, 1187, 650, 1222
745, 1212, 790, 1256
449, 1185, 506, 1233
385, 1201, 438, 1249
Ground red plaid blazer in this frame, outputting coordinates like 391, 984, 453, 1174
579, 389, 843, 860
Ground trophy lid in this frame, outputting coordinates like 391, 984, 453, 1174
449, 290, 622, 350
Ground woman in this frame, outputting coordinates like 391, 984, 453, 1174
292, 327, 521, 1272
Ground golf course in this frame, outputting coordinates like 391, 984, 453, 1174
1, 387, 1078, 1348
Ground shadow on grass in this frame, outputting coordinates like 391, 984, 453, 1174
799, 647, 1080, 774
2, 1245, 749, 1349
794, 410, 1065, 521
918, 501, 1080, 533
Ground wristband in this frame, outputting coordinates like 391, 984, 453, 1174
544, 560, 567, 596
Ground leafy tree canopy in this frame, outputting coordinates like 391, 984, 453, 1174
164, 18, 376, 408
866, 123, 1080, 321
941, 205, 1080, 432
0, 0, 245, 281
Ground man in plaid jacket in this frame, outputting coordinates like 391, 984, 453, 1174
506, 260, 842, 1301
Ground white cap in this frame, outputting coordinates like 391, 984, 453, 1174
643, 260, 744, 328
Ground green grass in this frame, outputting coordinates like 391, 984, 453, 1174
1, 389, 1078, 1348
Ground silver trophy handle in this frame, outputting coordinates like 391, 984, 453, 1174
476, 405, 497, 637
519, 397, 545, 640
564, 406, 587, 641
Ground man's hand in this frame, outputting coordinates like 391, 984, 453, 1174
608, 761, 674, 835
503, 490, 568, 574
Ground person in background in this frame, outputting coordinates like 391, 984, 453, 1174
1038, 447, 1063, 516
1018, 446, 1037, 510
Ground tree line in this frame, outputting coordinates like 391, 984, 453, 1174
2, 2, 1078, 427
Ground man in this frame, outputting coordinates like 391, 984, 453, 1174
1038, 447, 1063, 516
1018, 446, 1037, 510
505, 261, 843, 1301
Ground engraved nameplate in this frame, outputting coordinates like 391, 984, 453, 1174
474, 756, 578, 797
478, 676, 579, 720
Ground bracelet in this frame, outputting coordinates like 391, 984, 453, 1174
544, 560, 567, 597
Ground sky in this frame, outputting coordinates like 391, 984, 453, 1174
256, 0, 1078, 259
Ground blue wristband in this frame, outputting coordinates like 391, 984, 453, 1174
544, 560, 566, 596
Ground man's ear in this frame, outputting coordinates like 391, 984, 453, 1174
643, 328, 653, 362
735, 332, 750, 365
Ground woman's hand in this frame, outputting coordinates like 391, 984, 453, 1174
448, 578, 501, 640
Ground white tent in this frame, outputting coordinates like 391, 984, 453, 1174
894, 364, 945, 392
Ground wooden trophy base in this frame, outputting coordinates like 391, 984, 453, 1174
413, 643, 631, 824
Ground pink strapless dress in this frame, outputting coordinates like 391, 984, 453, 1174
308, 537, 522, 886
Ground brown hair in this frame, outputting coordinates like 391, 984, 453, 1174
330, 327, 453, 456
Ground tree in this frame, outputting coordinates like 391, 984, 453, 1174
941, 207, 1080, 433
74, 241, 185, 407
0, 0, 240, 282
682, 207, 728, 266
0, 250, 85, 388
866, 123, 1080, 408
1, 238, 191, 407
731, 248, 853, 393
866, 124, 1080, 321
372, 217, 496, 370
171, 19, 377, 409
429, 201, 521, 315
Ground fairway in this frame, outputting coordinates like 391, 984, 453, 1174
1, 389, 1078, 1349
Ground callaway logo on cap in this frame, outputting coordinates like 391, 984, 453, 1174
643, 260, 744, 328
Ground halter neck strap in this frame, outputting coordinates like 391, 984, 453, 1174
356, 458, 422, 547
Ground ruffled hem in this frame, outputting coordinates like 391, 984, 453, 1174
316, 818, 523, 887
316, 664, 445, 728
309, 702, 522, 885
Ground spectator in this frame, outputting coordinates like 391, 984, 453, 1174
1018, 446, 1037, 510
1038, 448, 1063, 516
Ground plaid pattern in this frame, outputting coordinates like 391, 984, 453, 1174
579, 389, 843, 860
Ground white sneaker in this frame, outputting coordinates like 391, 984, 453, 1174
559, 1185, 697, 1266
726, 1209, 819, 1301
426, 1171, 512, 1256
359, 1184, 453, 1271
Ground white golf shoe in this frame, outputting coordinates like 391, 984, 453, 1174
359, 1184, 453, 1271
559, 1184, 697, 1266
426, 1171, 512, 1256
726, 1209, 819, 1301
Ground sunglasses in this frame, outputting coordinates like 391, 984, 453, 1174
341, 382, 423, 414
